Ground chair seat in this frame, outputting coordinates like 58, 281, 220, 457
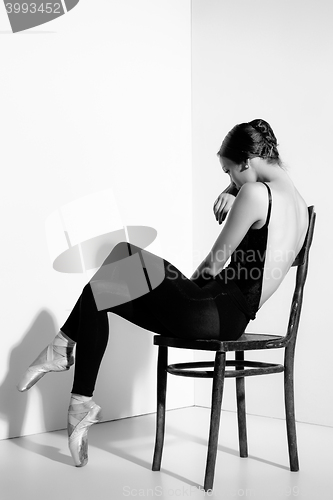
153, 332, 287, 352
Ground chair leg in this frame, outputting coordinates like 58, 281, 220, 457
152, 345, 168, 471
284, 342, 299, 471
203, 351, 226, 492
235, 350, 248, 458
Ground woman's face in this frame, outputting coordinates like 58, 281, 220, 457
219, 156, 255, 188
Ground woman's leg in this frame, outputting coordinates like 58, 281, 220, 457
60, 242, 221, 397
59, 242, 223, 466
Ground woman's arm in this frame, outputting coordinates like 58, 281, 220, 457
195, 182, 268, 278
223, 182, 239, 197
213, 182, 239, 224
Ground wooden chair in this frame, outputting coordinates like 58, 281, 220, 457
152, 206, 316, 491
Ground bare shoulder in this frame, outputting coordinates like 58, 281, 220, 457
234, 182, 269, 221
238, 181, 269, 198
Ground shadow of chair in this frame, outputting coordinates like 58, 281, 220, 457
151, 205, 316, 491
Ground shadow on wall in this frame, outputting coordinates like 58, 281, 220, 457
0, 308, 152, 441
0, 310, 63, 439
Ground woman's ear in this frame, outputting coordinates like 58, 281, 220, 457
240, 161, 249, 172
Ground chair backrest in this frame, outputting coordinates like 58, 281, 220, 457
285, 206, 316, 344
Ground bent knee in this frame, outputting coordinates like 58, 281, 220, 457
103, 241, 142, 266
102, 241, 133, 266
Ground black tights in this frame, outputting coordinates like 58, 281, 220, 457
61, 242, 248, 396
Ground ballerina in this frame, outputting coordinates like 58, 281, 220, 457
17, 119, 309, 467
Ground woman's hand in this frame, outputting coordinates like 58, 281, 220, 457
213, 192, 236, 224
213, 182, 239, 224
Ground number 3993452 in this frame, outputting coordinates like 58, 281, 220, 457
5, 3, 62, 14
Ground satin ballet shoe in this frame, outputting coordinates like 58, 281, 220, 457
17, 336, 75, 392
68, 400, 102, 467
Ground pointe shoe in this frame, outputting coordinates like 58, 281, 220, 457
17, 341, 75, 392
68, 400, 102, 467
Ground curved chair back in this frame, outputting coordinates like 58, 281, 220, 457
285, 206, 316, 344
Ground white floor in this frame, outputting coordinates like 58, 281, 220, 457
0, 406, 332, 500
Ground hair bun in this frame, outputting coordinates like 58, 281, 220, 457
249, 119, 278, 147
217, 119, 281, 165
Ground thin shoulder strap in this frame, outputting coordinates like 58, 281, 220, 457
262, 182, 272, 226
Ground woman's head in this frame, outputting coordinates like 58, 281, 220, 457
217, 119, 281, 167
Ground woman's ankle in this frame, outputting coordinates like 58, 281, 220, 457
70, 393, 92, 404
58, 330, 76, 345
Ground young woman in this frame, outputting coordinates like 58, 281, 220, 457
17, 119, 309, 468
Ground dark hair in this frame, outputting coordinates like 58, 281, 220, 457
217, 119, 281, 166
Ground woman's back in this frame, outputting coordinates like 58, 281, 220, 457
259, 175, 308, 308
214, 117, 309, 316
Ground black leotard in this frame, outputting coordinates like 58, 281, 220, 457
214, 182, 272, 320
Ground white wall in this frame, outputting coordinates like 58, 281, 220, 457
2, 0, 331, 443
0, 0, 194, 440
192, 0, 333, 427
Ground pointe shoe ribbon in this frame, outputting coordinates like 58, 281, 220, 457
68, 401, 102, 467
17, 343, 74, 392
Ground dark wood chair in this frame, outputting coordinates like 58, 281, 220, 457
152, 206, 316, 492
